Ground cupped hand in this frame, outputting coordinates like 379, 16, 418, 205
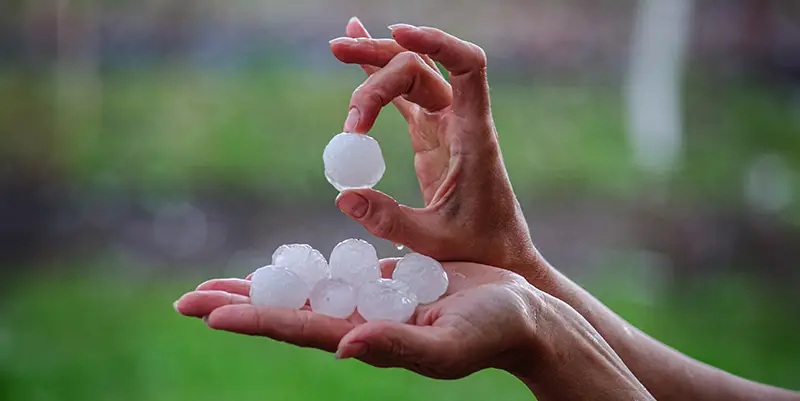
328, 19, 545, 283
175, 262, 652, 399
175, 260, 539, 379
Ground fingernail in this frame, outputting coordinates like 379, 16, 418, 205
329, 37, 357, 45
335, 342, 368, 360
173, 301, 180, 313
348, 16, 361, 25
336, 192, 368, 219
343, 107, 360, 133
388, 23, 416, 32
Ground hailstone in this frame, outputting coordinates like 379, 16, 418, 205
393, 253, 449, 304
323, 132, 385, 191
357, 278, 418, 322
249, 265, 309, 309
329, 238, 381, 287
272, 244, 329, 290
309, 278, 357, 318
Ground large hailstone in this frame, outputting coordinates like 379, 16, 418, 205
329, 238, 381, 287
357, 279, 418, 322
249, 265, 309, 309
272, 244, 329, 290
323, 132, 385, 191
309, 278, 357, 318
393, 253, 449, 304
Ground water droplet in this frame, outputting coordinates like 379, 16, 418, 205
394, 243, 404, 251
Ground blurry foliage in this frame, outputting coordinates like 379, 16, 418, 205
1, 63, 799, 399
3, 67, 798, 213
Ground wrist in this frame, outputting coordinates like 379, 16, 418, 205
496, 283, 550, 386
502, 286, 654, 400
506, 249, 560, 295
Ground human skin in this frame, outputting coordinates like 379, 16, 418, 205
175, 260, 655, 400
328, 18, 800, 401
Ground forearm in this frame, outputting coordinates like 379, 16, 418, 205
534, 263, 800, 401
507, 286, 655, 401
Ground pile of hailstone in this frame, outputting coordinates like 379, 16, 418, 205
249, 239, 449, 322
248, 131, 450, 322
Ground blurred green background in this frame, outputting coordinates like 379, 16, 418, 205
1, 1, 800, 400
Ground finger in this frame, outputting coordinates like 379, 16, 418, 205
336, 321, 454, 371
345, 17, 440, 75
196, 278, 251, 296
379, 257, 400, 279
245, 272, 253, 280
339, 22, 441, 74
206, 304, 354, 353
346, 52, 452, 133
336, 189, 443, 251
331, 38, 410, 69
175, 290, 249, 318
388, 24, 490, 117
345, 16, 380, 75
343, 17, 418, 121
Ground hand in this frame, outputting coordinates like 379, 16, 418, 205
177, 260, 535, 378
174, 262, 653, 400
329, 19, 546, 283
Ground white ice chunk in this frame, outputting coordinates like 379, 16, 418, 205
249, 265, 309, 309
272, 244, 329, 290
323, 132, 385, 191
357, 279, 418, 322
329, 238, 380, 287
309, 278, 356, 318
393, 253, 449, 304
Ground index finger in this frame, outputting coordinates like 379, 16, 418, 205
346, 17, 440, 74
206, 304, 355, 353
344, 17, 414, 121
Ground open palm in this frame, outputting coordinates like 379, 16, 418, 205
175, 260, 537, 378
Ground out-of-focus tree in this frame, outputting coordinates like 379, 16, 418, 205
625, 0, 694, 175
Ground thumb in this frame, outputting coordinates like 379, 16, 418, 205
335, 189, 436, 247
335, 321, 449, 367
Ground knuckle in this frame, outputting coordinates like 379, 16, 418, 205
367, 90, 388, 109
295, 312, 313, 346
350, 82, 368, 102
252, 309, 264, 333
396, 51, 421, 65
370, 213, 398, 239
395, 52, 425, 74
388, 338, 407, 358
352, 82, 387, 108
467, 42, 487, 69
365, 198, 402, 239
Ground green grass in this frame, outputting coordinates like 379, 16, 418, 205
0, 273, 529, 401
1, 269, 798, 401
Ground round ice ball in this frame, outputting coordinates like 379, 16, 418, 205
249, 265, 309, 309
329, 238, 381, 287
357, 278, 418, 323
310, 278, 357, 318
323, 132, 386, 191
393, 253, 449, 304
272, 244, 329, 290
